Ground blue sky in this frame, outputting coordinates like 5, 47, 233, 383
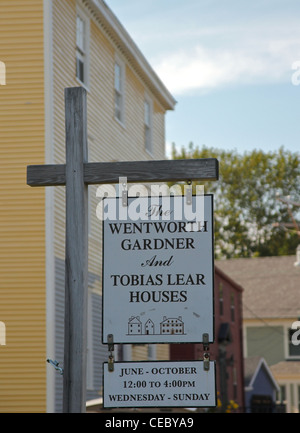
105, 0, 300, 156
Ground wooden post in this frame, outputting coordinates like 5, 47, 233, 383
63, 87, 88, 413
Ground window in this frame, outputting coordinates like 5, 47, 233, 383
114, 60, 124, 123
76, 11, 89, 86
233, 367, 237, 400
230, 292, 235, 321
276, 385, 287, 411
219, 283, 224, 316
144, 98, 153, 154
278, 385, 286, 403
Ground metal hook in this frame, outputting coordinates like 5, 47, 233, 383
202, 333, 210, 371
185, 181, 192, 205
47, 359, 64, 375
107, 334, 114, 372
120, 177, 128, 207
203, 352, 210, 371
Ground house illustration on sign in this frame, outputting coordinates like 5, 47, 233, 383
128, 316, 142, 335
160, 316, 184, 335
145, 319, 155, 335
127, 316, 185, 335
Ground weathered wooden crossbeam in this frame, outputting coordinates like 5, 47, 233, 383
27, 158, 219, 187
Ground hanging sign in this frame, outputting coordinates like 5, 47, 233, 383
102, 194, 214, 344
103, 360, 216, 409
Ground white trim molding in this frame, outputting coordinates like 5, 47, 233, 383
43, 0, 56, 414
83, 0, 176, 111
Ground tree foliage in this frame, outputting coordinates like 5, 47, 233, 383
171, 143, 300, 259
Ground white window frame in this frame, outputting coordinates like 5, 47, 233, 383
114, 56, 125, 125
76, 7, 90, 88
144, 95, 153, 155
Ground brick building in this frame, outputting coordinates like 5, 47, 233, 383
170, 265, 245, 411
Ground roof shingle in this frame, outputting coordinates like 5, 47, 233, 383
216, 256, 300, 319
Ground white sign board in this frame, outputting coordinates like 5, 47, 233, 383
103, 360, 216, 408
102, 195, 214, 344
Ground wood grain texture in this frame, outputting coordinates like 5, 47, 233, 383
27, 158, 219, 186
84, 158, 219, 184
63, 87, 88, 413
27, 164, 65, 186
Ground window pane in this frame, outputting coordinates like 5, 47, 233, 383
114, 62, 124, 121
279, 385, 286, 402
145, 125, 151, 151
76, 13, 89, 85
144, 100, 152, 152
76, 15, 85, 52
115, 63, 121, 92
219, 283, 223, 315
115, 91, 122, 120
144, 101, 150, 126
76, 55, 84, 83
231, 293, 235, 321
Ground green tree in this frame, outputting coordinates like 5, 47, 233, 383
171, 143, 300, 258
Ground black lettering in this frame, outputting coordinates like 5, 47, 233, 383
108, 223, 122, 234
161, 291, 170, 302
129, 290, 187, 303
121, 238, 195, 251
141, 254, 174, 267
180, 290, 187, 302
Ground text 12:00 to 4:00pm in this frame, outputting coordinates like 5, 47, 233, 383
123, 380, 196, 389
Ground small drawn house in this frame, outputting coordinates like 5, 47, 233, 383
128, 316, 142, 335
145, 319, 155, 335
160, 316, 184, 335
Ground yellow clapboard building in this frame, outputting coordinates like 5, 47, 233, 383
0, 0, 175, 412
